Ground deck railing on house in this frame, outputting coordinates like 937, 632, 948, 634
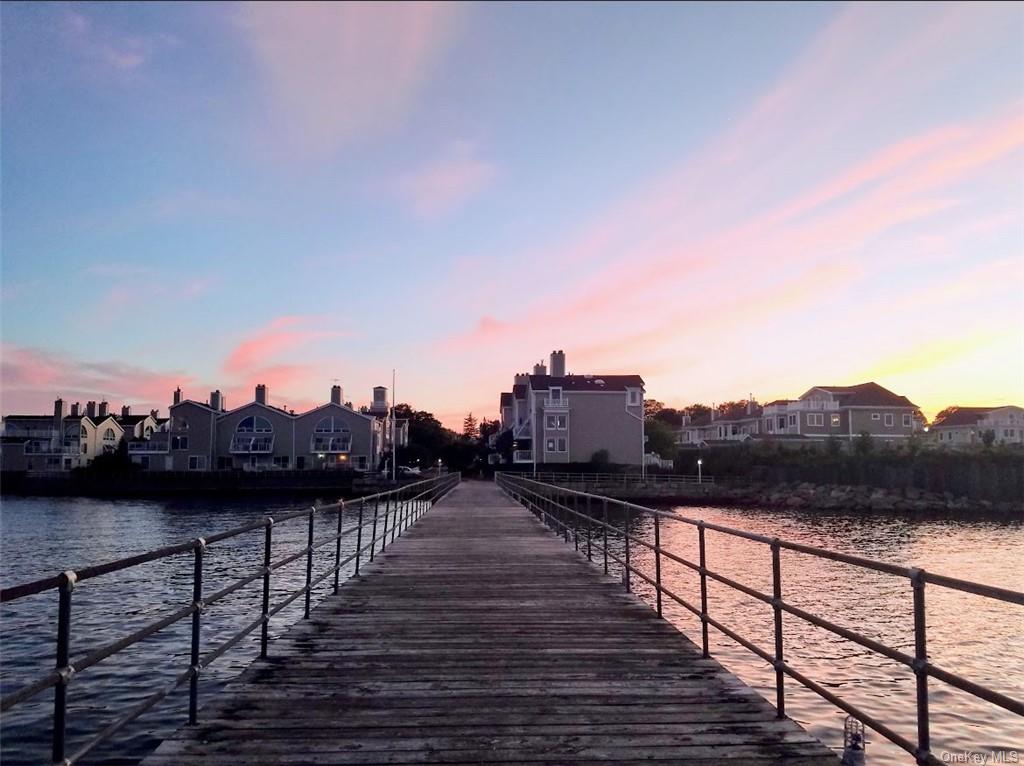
496, 473, 1023, 766
0, 473, 460, 766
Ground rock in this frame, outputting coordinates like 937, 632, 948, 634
784, 496, 806, 509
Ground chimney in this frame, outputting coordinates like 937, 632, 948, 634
173, 387, 182, 405
150, 409, 158, 418
331, 385, 342, 405
98, 401, 109, 418
210, 390, 223, 411
121, 405, 131, 418
532, 361, 547, 376
255, 384, 267, 405
550, 350, 566, 377
710, 404, 716, 421
513, 373, 528, 385
746, 398, 754, 415
86, 401, 97, 419
71, 402, 80, 418
53, 398, 66, 429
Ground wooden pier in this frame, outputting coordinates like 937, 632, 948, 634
143, 481, 838, 765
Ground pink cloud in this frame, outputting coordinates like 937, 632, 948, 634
237, 2, 460, 156
61, 10, 177, 76
223, 316, 350, 376
0, 344, 196, 415
396, 141, 497, 219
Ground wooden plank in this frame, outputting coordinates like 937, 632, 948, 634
143, 481, 838, 765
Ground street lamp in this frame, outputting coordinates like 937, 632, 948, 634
697, 458, 703, 484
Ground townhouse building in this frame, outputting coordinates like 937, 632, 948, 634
930, 406, 1024, 447
1, 399, 128, 471
494, 350, 645, 467
677, 382, 920, 448
131, 384, 385, 472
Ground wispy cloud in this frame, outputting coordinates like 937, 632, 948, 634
61, 10, 177, 77
0, 343, 196, 414
236, 1, 460, 156
223, 316, 351, 376
395, 141, 498, 219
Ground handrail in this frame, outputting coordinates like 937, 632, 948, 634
496, 473, 1022, 766
525, 471, 718, 485
0, 473, 460, 765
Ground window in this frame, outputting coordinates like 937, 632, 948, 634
788, 414, 797, 427
103, 428, 116, 441
557, 437, 566, 452
80, 425, 88, 438
217, 456, 233, 470
830, 414, 841, 427
871, 413, 880, 421
884, 414, 894, 427
550, 387, 562, 401
175, 418, 189, 431
231, 417, 275, 453
171, 436, 189, 450
546, 438, 555, 452
188, 455, 207, 470
546, 415, 567, 429
903, 414, 912, 427
807, 413, 824, 426
139, 456, 150, 470
144, 426, 153, 438
627, 389, 640, 406
311, 417, 351, 453
272, 456, 290, 468
237, 416, 273, 433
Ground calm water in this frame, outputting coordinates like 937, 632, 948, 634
1, 493, 1022, 765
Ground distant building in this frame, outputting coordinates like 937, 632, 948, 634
929, 406, 1024, 447
143, 384, 386, 472
493, 350, 645, 466
677, 382, 920, 448
2, 398, 129, 471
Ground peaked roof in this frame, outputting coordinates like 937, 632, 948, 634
528, 374, 645, 392
931, 406, 1014, 428
806, 382, 917, 408
512, 384, 527, 399
500, 392, 513, 406
116, 415, 152, 426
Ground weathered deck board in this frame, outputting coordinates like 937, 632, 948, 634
143, 481, 838, 765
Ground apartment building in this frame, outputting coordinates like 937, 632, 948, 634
678, 382, 920, 447
930, 406, 1024, 447
495, 350, 645, 467
132, 384, 385, 472
1, 399, 129, 471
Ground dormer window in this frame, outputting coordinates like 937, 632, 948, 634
550, 387, 562, 402
627, 389, 641, 406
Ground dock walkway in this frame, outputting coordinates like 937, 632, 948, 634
144, 481, 837, 765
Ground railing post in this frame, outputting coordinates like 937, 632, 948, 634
698, 522, 709, 658
334, 502, 344, 594
392, 488, 400, 543
602, 498, 609, 575
369, 498, 379, 562
52, 570, 76, 764
586, 495, 592, 561
189, 538, 205, 725
562, 491, 569, 543
654, 514, 662, 617
573, 494, 579, 551
303, 509, 314, 619
260, 518, 273, 659
771, 540, 785, 718
381, 494, 390, 553
912, 569, 930, 765
355, 501, 365, 575
623, 506, 631, 592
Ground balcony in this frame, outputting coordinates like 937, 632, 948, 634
310, 436, 352, 454
543, 398, 569, 410
24, 442, 75, 455
129, 440, 170, 453
230, 435, 275, 454
513, 449, 533, 463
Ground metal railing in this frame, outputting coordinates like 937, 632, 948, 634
529, 471, 716, 485
0, 473, 460, 766
496, 474, 1022, 766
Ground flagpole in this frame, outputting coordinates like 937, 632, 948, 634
391, 368, 397, 482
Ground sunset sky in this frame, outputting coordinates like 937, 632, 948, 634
2, 2, 1022, 428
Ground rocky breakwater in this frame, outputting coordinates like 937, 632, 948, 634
713, 481, 1019, 515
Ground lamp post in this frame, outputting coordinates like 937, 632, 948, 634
697, 458, 703, 484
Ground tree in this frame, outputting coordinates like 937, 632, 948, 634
590, 449, 610, 468
932, 406, 958, 426
981, 429, 996, 448
854, 431, 875, 457
462, 413, 479, 439
478, 418, 500, 442
644, 400, 665, 419
654, 407, 684, 427
684, 404, 712, 419
645, 419, 678, 460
